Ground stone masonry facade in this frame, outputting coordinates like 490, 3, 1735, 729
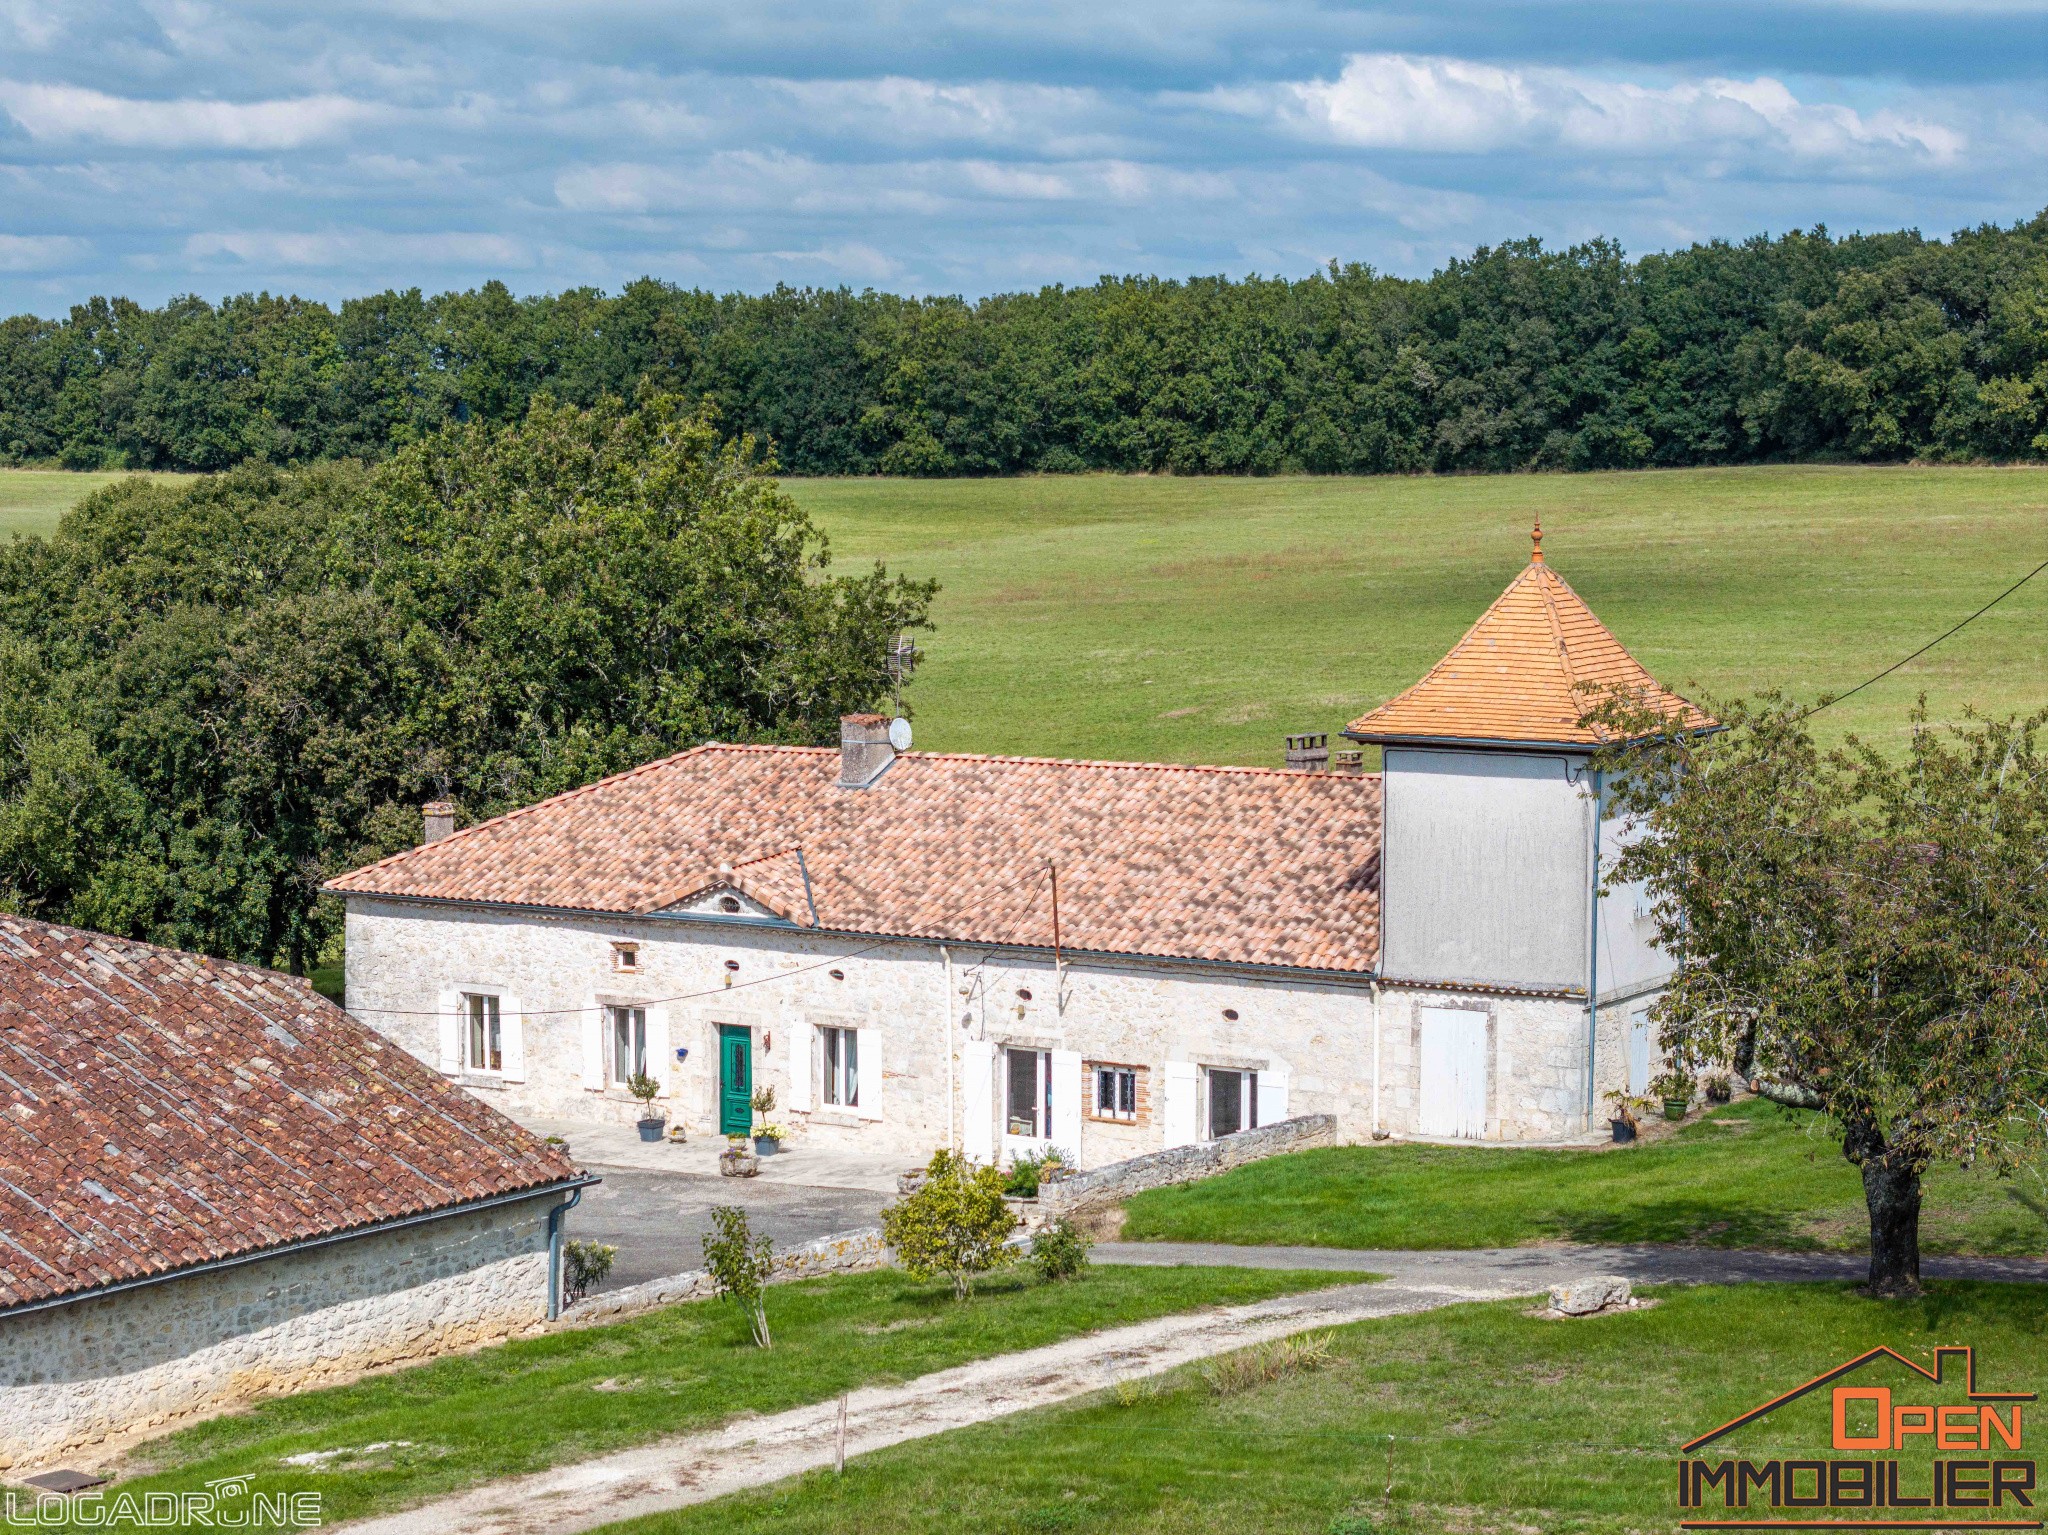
346, 898, 1654, 1165
0, 1193, 562, 1469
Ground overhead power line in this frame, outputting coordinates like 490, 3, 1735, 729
1798, 552, 2048, 721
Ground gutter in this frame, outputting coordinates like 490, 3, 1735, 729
0, 1175, 600, 1324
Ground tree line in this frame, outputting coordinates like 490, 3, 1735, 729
4, 213, 2046, 477
0, 395, 934, 972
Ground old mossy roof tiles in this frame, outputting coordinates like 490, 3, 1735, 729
328, 749, 1384, 975
0, 916, 577, 1311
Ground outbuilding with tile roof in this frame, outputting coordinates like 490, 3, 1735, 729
0, 915, 592, 1469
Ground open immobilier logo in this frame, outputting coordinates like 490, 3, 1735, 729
1678, 1346, 2038, 1530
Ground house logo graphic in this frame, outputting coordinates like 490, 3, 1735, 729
1678, 1346, 2038, 1530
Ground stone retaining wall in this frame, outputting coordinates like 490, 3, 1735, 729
1037, 1114, 1337, 1218
566, 1226, 891, 1326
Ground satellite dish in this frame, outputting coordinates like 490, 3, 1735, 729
888, 717, 913, 752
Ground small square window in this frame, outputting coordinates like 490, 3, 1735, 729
611, 943, 640, 972
1089, 1064, 1140, 1123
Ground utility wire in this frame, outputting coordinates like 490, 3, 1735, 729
1797, 553, 2048, 721
342, 859, 1051, 1021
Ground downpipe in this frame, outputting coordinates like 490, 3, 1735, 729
544, 1187, 585, 1326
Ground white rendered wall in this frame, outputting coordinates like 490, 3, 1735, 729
345, 898, 1636, 1161
0, 1194, 561, 1470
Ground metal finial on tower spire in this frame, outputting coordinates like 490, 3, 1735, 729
1531, 517, 1545, 564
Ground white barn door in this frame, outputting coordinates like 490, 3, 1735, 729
1418, 1007, 1487, 1139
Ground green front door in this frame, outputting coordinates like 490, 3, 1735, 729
718, 1025, 753, 1136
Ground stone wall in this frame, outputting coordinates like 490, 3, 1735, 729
0, 1192, 565, 1470
565, 1226, 890, 1325
347, 897, 1633, 1165
1037, 1114, 1337, 1217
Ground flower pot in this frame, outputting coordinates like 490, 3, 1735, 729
637, 1117, 665, 1142
1610, 1118, 1637, 1144
1706, 1084, 1732, 1104
720, 1149, 759, 1178
1662, 1099, 1688, 1121
753, 1135, 780, 1156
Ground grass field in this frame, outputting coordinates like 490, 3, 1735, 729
1119, 1099, 2048, 1256
54, 1265, 1349, 1532
620, 1281, 2048, 1535
8, 464, 2045, 765
788, 466, 2048, 763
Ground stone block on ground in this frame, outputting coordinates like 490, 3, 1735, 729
1548, 1275, 1632, 1316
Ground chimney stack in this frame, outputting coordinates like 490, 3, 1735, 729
838, 714, 895, 789
422, 801, 456, 843
1332, 749, 1365, 774
1284, 733, 1329, 772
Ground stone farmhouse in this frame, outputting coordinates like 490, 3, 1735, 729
0, 916, 589, 1468
330, 532, 1711, 1170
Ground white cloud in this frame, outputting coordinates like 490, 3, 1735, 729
0, 81, 381, 149
1260, 53, 1967, 166
761, 241, 903, 281
183, 230, 530, 268
0, 234, 88, 271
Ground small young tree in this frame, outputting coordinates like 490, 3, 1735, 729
881, 1149, 1019, 1300
1594, 693, 2048, 1297
701, 1204, 775, 1347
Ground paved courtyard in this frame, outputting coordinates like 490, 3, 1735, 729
527, 1118, 902, 1293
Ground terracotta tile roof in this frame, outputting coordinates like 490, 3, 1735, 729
329, 750, 1384, 974
0, 916, 578, 1312
1345, 533, 1713, 748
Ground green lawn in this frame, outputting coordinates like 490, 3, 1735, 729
49, 1265, 1352, 1532
788, 466, 2048, 764
616, 1281, 2048, 1535
0, 467, 167, 539
1120, 1099, 2048, 1255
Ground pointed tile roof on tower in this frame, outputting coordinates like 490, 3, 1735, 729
1344, 519, 1715, 748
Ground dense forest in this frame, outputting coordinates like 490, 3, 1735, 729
4, 213, 2047, 476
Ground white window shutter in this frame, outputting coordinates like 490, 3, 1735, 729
1162, 1060, 1199, 1148
785, 1015, 813, 1112
854, 1028, 881, 1119
436, 990, 460, 1074
1049, 1049, 1082, 1163
579, 1003, 604, 1091
646, 1006, 671, 1098
961, 1039, 996, 1164
501, 993, 526, 1083
1257, 1061, 1289, 1125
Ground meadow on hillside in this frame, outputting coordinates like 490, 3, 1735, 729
7, 463, 2045, 766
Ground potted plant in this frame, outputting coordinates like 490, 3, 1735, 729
720, 1134, 759, 1177
628, 1070, 666, 1142
1603, 1089, 1643, 1144
753, 1123, 786, 1157
1652, 1069, 1693, 1121
1703, 1070, 1734, 1105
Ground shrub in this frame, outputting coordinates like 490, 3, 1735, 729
562, 1239, 615, 1303
1003, 1147, 1067, 1197
701, 1204, 775, 1347
1029, 1217, 1091, 1282
882, 1148, 1019, 1300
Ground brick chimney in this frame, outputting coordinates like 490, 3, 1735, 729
1332, 749, 1366, 774
422, 801, 456, 843
1284, 733, 1329, 772
838, 715, 895, 789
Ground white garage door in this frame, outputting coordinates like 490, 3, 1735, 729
1418, 1007, 1488, 1139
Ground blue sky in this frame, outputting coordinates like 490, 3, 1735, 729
2, 0, 2045, 313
